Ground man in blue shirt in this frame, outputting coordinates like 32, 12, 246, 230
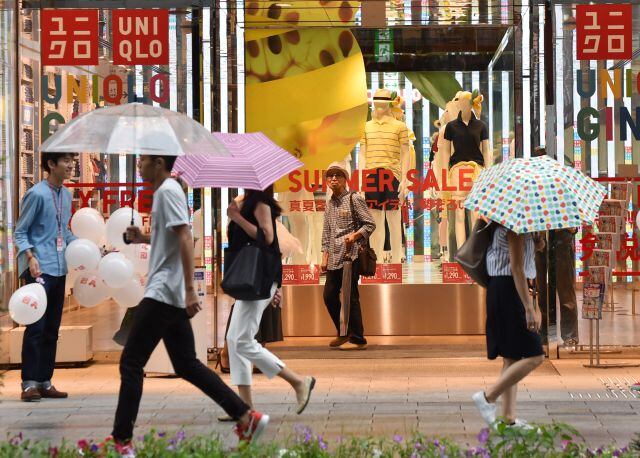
14, 152, 77, 402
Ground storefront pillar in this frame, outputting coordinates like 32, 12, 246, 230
543, 0, 559, 358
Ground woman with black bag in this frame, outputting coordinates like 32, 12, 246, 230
225, 186, 315, 415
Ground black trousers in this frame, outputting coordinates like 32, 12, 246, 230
112, 298, 249, 441
323, 259, 367, 344
21, 272, 66, 386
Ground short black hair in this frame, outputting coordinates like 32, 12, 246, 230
532, 146, 546, 158
149, 155, 178, 172
41, 152, 78, 173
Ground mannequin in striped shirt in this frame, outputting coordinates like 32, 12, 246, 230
358, 88, 411, 264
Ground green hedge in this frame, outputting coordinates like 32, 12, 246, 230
1, 422, 638, 458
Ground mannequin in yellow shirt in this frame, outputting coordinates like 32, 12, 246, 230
358, 88, 411, 264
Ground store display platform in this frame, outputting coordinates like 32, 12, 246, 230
282, 283, 486, 336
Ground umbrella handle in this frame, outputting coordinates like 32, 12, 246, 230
123, 159, 137, 245
122, 213, 135, 245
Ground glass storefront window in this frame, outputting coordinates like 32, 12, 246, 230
242, 22, 517, 287
0, 2, 17, 337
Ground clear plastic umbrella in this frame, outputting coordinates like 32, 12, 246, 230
39, 103, 227, 156
39, 103, 229, 233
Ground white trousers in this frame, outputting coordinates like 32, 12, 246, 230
227, 284, 285, 386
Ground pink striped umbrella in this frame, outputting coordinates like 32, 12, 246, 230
173, 132, 303, 190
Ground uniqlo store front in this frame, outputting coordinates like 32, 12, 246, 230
1, 1, 639, 364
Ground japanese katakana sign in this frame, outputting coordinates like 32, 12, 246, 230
41, 9, 99, 66
576, 4, 632, 60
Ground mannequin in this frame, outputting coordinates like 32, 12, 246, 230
389, 95, 417, 263
281, 189, 314, 265
358, 88, 411, 264
439, 90, 491, 249
433, 101, 456, 261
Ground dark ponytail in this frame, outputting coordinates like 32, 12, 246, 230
243, 185, 282, 219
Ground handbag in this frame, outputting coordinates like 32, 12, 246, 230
349, 192, 377, 277
221, 219, 281, 301
454, 218, 497, 288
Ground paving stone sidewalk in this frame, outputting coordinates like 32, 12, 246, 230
0, 358, 639, 449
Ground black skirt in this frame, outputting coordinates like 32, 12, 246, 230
486, 276, 544, 360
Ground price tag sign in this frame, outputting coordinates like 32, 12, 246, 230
361, 264, 403, 284
282, 265, 320, 285
442, 262, 474, 284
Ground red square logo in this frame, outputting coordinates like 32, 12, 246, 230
41, 9, 99, 66
576, 4, 632, 60
112, 10, 169, 65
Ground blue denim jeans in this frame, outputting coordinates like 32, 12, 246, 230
20, 272, 66, 390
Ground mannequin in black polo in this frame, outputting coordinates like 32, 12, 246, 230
438, 90, 492, 249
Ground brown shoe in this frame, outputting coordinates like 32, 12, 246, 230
21, 386, 42, 402
329, 336, 349, 348
38, 385, 68, 399
340, 342, 367, 351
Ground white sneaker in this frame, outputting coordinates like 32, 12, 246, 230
512, 419, 542, 433
472, 391, 497, 426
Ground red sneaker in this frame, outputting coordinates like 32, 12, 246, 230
234, 410, 269, 444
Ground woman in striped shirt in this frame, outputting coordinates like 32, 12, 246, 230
472, 223, 544, 429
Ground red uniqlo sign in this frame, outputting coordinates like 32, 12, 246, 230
282, 265, 320, 285
41, 9, 99, 66
442, 262, 474, 284
112, 10, 169, 65
360, 264, 402, 284
576, 4, 632, 60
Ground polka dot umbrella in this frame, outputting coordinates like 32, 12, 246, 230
463, 156, 607, 234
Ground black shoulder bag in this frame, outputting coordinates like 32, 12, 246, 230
222, 219, 281, 301
349, 192, 377, 277
454, 218, 497, 288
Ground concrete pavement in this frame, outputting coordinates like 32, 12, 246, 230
0, 357, 639, 449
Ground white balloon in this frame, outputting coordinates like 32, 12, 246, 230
9, 284, 47, 325
106, 207, 143, 250
99, 252, 134, 289
112, 275, 146, 308
73, 272, 109, 308
192, 209, 203, 240
71, 208, 106, 245
65, 239, 102, 272
21, 282, 47, 306
121, 243, 150, 275
636, 211, 640, 230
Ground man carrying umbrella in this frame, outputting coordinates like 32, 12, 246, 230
111, 154, 268, 449
320, 162, 376, 350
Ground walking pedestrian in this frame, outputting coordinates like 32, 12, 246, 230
225, 188, 316, 415
472, 223, 544, 428
111, 155, 268, 449
321, 162, 376, 350
14, 152, 78, 402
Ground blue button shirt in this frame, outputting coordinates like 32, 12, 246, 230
14, 181, 76, 277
